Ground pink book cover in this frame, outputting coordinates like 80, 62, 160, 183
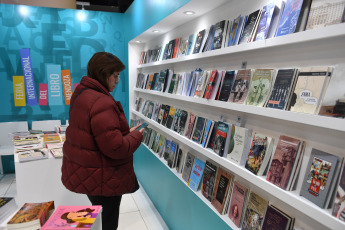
266, 135, 301, 190
41, 205, 102, 229
39, 83, 48, 106
228, 181, 248, 227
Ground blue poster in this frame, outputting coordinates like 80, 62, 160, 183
20, 48, 38, 106
47, 64, 63, 106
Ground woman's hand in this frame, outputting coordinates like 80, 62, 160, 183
130, 124, 144, 134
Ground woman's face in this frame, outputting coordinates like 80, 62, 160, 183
107, 72, 120, 92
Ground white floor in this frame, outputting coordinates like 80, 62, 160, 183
0, 174, 169, 230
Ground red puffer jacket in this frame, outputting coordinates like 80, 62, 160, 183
62, 76, 142, 196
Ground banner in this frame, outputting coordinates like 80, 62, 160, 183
13, 76, 26, 106
47, 64, 63, 106
39, 83, 48, 106
20, 48, 38, 106
61, 70, 73, 105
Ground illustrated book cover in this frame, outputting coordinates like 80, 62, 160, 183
226, 125, 252, 166
188, 158, 206, 191
191, 116, 206, 144
239, 9, 262, 44
182, 152, 196, 183
332, 162, 345, 221
201, 160, 218, 202
242, 191, 268, 230
211, 167, 234, 214
228, 180, 249, 228
228, 69, 252, 104
276, 0, 304, 37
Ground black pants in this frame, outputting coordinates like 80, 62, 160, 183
87, 194, 122, 230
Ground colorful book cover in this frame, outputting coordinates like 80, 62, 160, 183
212, 121, 229, 157
182, 152, 196, 183
191, 116, 206, 144
165, 107, 176, 129
246, 69, 274, 107
161, 105, 171, 126
245, 132, 274, 176
229, 69, 251, 104
300, 148, 342, 208
218, 70, 236, 101
41, 205, 102, 229
332, 162, 345, 221
201, 120, 213, 148
266, 69, 297, 110
168, 73, 177, 93
255, 2, 276, 41
43, 133, 62, 143
276, 0, 304, 37
211, 168, 233, 214
204, 70, 218, 99
289, 66, 331, 114
201, 161, 218, 202
152, 133, 161, 153
266, 135, 302, 190
188, 158, 206, 191
157, 134, 166, 158
227, 15, 241, 46
167, 141, 178, 168
155, 71, 166, 92
242, 191, 268, 230
228, 181, 248, 227
187, 34, 196, 55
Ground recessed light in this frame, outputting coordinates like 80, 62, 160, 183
135, 40, 142, 43
183, 11, 195, 15
152, 30, 160, 33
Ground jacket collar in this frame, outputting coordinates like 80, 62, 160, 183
80, 76, 112, 97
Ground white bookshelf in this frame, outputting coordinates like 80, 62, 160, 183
128, 0, 345, 229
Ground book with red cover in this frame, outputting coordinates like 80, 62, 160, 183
204, 70, 218, 99
211, 167, 234, 214
41, 205, 102, 229
228, 181, 248, 228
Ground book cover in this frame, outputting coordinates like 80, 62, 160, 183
207, 121, 219, 149
255, 2, 276, 41
188, 158, 206, 191
152, 133, 161, 153
7, 201, 55, 228
332, 162, 345, 221
157, 105, 166, 124
246, 69, 274, 107
17, 149, 48, 162
201, 120, 214, 148
212, 20, 227, 50
43, 133, 61, 143
41, 205, 102, 229
176, 110, 189, 135
227, 126, 251, 166
167, 141, 178, 168
276, 0, 304, 37
184, 113, 196, 139
242, 192, 268, 230
175, 147, 187, 174
211, 168, 234, 214
245, 132, 274, 176
165, 107, 176, 129
266, 68, 297, 110
289, 66, 331, 114
157, 134, 166, 158
151, 103, 161, 122
218, 70, 236, 101
191, 116, 206, 144
186, 34, 196, 55
300, 148, 342, 208
306, 0, 345, 30
168, 73, 177, 94
50, 148, 63, 158
147, 130, 156, 149
229, 69, 252, 104
155, 71, 166, 92
239, 9, 261, 44
182, 152, 196, 183
261, 205, 292, 230
201, 160, 218, 202
163, 139, 171, 161
202, 24, 216, 52
228, 181, 248, 228
161, 105, 171, 126
228, 15, 241, 46
212, 121, 229, 157
266, 135, 302, 190
204, 70, 218, 99
193, 29, 206, 54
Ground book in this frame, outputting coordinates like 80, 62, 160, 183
266, 68, 298, 110
300, 148, 343, 208
193, 29, 206, 54
206, 121, 219, 149
212, 121, 231, 157
213, 71, 225, 100
201, 160, 218, 202
50, 148, 63, 158
165, 107, 176, 129
175, 147, 187, 174
182, 152, 196, 183
295, 0, 313, 32
176, 110, 189, 135
17, 149, 48, 162
211, 167, 234, 214
266, 135, 304, 190
43, 133, 61, 143
332, 162, 345, 221
226, 126, 252, 166
218, 70, 236, 102
40, 205, 102, 229
255, 2, 278, 41
184, 113, 196, 139
186, 34, 196, 55
152, 133, 161, 153
245, 132, 275, 176
191, 116, 206, 144
157, 134, 166, 158
164, 69, 174, 93
306, 0, 345, 30
239, 9, 262, 44
188, 158, 206, 191
157, 105, 165, 124
202, 24, 216, 52
229, 69, 252, 104
203, 70, 218, 99
228, 181, 249, 228
246, 69, 275, 107
261, 205, 294, 230
289, 66, 332, 114
155, 71, 166, 92
7, 201, 55, 230
168, 73, 177, 94
227, 15, 242, 46
0, 197, 18, 224
167, 141, 178, 168
242, 191, 268, 230
163, 139, 171, 161
201, 120, 214, 148
276, 0, 304, 37
212, 20, 227, 50
161, 105, 171, 126
147, 130, 156, 149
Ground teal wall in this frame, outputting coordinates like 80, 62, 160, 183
0, 4, 128, 125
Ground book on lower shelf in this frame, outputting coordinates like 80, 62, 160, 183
7, 201, 55, 230
40, 205, 102, 229
201, 160, 218, 202
182, 152, 196, 183
244, 132, 275, 176
211, 167, 234, 215
188, 158, 206, 191
226, 125, 252, 166
332, 161, 345, 222
228, 181, 249, 228
0, 197, 18, 224
300, 148, 343, 209
241, 191, 268, 230
261, 205, 295, 230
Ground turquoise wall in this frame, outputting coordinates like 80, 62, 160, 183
0, 4, 128, 125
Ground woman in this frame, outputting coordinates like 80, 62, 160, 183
62, 52, 144, 229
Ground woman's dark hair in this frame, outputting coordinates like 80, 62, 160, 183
87, 52, 125, 90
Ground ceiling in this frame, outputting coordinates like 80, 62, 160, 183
76, 0, 134, 13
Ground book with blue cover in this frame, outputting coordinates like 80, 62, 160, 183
188, 158, 206, 191
187, 34, 196, 55
201, 120, 214, 148
276, 0, 304, 37
255, 2, 277, 41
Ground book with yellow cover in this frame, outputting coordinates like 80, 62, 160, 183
43, 133, 62, 143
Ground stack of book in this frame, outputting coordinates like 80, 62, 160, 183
0, 197, 18, 224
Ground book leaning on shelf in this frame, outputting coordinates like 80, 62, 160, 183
182, 152, 196, 183
41, 205, 102, 229
332, 161, 345, 222
241, 191, 268, 230
228, 180, 249, 228
261, 205, 295, 230
188, 158, 206, 191
226, 125, 252, 167
201, 160, 218, 202
7, 201, 55, 230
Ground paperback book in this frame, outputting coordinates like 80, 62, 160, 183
276, 0, 304, 37
242, 191, 268, 230
228, 69, 252, 104
261, 205, 295, 230
218, 70, 236, 102
201, 160, 218, 202
188, 158, 206, 191
226, 126, 252, 166
228, 181, 249, 228
182, 152, 196, 183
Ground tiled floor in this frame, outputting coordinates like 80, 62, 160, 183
0, 174, 169, 230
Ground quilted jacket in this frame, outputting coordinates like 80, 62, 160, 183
61, 76, 142, 196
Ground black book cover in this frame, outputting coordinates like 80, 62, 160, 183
176, 110, 188, 135
157, 104, 166, 124
202, 24, 215, 52
162, 43, 169, 60
162, 69, 169, 92
207, 121, 219, 149
192, 117, 206, 143
239, 9, 260, 44
212, 20, 226, 50
218, 71, 236, 101
166, 39, 176, 59
193, 29, 206, 54
161, 105, 171, 126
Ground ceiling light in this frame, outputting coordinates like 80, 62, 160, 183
152, 30, 160, 33
77, 10, 87, 21
135, 41, 142, 43
183, 11, 195, 15
19, 6, 29, 17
